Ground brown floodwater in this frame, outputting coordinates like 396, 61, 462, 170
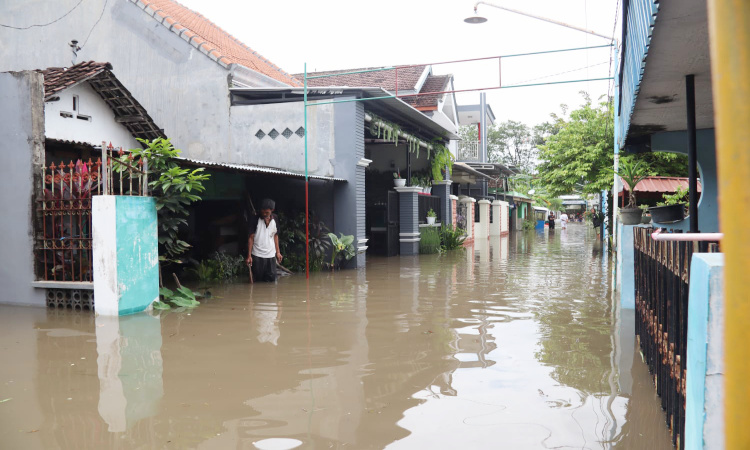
0, 224, 673, 449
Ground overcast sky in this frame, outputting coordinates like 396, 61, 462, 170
178, 0, 620, 128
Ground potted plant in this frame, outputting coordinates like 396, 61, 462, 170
426, 208, 437, 225
614, 157, 649, 225
423, 176, 432, 194
650, 185, 688, 223
410, 176, 422, 190
639, 204, 652, 224
393, 170, 406, 187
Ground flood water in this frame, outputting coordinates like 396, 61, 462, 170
0, 224, 673, 449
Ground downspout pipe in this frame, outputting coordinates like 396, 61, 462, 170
686, 75, 699, 232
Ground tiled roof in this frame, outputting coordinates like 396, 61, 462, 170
41, 61, 166, 142
42, 61, 112, 98
621, 176, 702, 193
131, 0, 301, 86
402, 74, 451, 108
300, 65, 427, 91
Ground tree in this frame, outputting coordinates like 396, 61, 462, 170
536, 92, 691, 197
458, 120, 537, 173
536, 93, 615, 196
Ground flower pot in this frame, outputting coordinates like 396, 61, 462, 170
649, 203, 685, 223
394, 178, 406, 188
426, 217, 436, 225
424, 187, 432, 194
619, 207, 643, 225
641, 215, 652, 224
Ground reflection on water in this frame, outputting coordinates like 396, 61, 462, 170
0, 224, 671, 449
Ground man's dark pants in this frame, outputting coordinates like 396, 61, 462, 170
252, 256, 277, 282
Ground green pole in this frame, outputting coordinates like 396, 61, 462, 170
304, 63, 309, 279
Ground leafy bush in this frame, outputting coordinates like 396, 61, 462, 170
187, 252, 247, 282
420, 227, 442, 254
328, 233, 355, 269
153, 286, 201, 310
277, 212, 330, 272
658, 185, 689, 207
439, 226, 466, 251
522, 218, 536, 231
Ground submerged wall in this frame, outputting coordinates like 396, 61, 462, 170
93, 196, 159, 316
0, 71, 46, 306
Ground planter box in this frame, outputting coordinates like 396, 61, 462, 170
650, 203, 686, 223
394, 179, 406, 188
619, 207, 643, 225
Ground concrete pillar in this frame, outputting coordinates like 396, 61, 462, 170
93, 196, 160, 316
617, 224, 637, 309
395, 186, 421, 256
477, 199, 490, 240
450, 195, 459, 228
459, 196, 476, 244
432, 180, 452, 226
490, 200, 502, 236
685, 253, 725, 450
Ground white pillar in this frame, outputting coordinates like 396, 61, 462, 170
477, 199, 491, 240
490, 200, 502, 236
93, 196, 160, 316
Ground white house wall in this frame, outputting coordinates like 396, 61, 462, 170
45, 83, 140, 150
229, 102, 335, 177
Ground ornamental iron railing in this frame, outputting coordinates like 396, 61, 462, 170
633, 227, 720, 449
36, 143, 148, 283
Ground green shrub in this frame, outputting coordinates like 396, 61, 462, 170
522, 219, 536, 231
420, 227, 442, 254
439, 225, 466, 251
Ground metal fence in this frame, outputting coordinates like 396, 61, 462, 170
633, 227, 720, 449
36, 144, 147, 282
417, 194, 441, 224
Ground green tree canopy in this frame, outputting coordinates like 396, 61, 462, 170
536, 93, 614, 196
459, 120, 537, 174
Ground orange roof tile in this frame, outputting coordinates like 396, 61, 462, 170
133, 0, 301, 86
299, 65, 428, 91
621, 176, 701, 193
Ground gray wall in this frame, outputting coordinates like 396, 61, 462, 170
230, 102, 335, 177
0, 0, 283, 163
0, 71, 46, 306
333, 100, 366, 268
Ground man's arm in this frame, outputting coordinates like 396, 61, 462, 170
274, 234, 282, 263
246, 234, 255, 265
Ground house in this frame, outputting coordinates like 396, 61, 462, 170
0, 61, 164, 310
614, 0, 745, 447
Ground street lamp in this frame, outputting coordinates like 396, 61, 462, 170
464, 1, 614, 43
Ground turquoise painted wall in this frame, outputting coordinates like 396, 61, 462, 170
115, 196, 159, 315
685, 253, 724, 449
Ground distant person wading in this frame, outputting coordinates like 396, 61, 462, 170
246, 199, 283, 282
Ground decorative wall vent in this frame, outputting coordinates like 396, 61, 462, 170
282, 128, 293, 139
46, 289, 94, 311
255, 130, 266, 140
295, 127, 305, 138
268, 128, 279, 140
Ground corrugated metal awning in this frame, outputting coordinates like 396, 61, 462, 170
178, 157, 346, 182
621, 176, 701, 193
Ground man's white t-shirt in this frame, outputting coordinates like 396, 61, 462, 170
252, 217, 277, 258
560, 213, 569, 226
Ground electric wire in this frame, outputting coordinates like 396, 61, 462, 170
507, 60, 609, 86
0, 0, 85, 29
80, 0, 109, 50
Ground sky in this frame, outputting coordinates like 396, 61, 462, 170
177, 0, 620, 129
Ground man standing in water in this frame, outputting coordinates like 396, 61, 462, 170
560, 212, 569, 229
246, 199, 283, 282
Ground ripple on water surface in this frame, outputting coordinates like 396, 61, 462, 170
0, 224, 671, 449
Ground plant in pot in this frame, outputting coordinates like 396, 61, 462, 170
393, 169, 406, 188
650, 185, 688, 223
423, 176, 432, 194
639, 204, 652, 224
613, 157, 649, 225
426, 208, 437, 225
410, 176, 422, 190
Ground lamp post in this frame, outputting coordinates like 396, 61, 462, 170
465, 1, 614, 43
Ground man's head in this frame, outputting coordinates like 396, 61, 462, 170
260, 198, 275, 217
